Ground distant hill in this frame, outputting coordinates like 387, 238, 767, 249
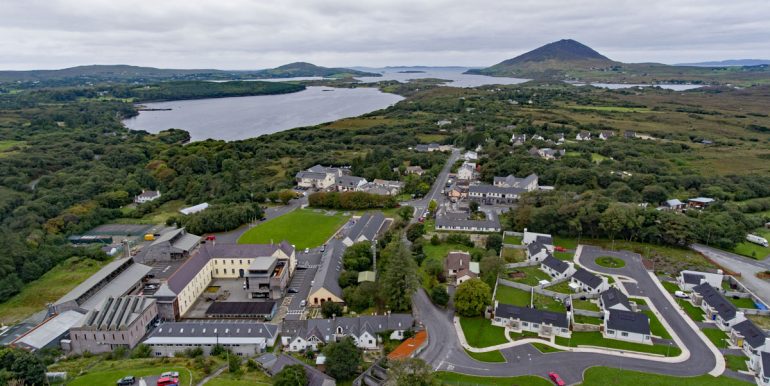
0, 64, 232, 83
252, 62, 380, 78
467, 39, 770, 85
675, 59, 770, 67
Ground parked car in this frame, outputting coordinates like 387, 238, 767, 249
116, 376, 136, 386
288, 288, 298, 294
321, 244, 326, 252
554, 246, 567, 252
304, 248, 310, 254
300, 300, 306, 307
156, 377, 177, 386
161, 371, 179, 378
674, 290, 689, 299
548, 372, 566, 386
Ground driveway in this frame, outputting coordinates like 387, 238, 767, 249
691, 243, 770, 306
414, 244, 724, 384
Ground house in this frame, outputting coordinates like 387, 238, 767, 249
243, 255, 290, 300
366, 179, 404, 195
624, 131, 637, 139
555, 133, 565, 144
457, 162, 477, 181
435, 211, 501, 233
729, 319, 769, 373
599, 287, 632, 312
151, 242, 295, 320
436, 119, 452, 126
463, 151, 478, 161
660, 199, 685, 211
570, 268, 609, 293
134, 190, 161, 204
526, 242, 550, 262
144, 321, 278, 357
468, 184, 523, 204
691, 283, 745, 331
307, 239, 346, 306
677, 270, 724, 292
180, 203, 209, 215
66, 296, 157, 355
405, 165, 425, 176
540, 255, 575, 279
138, 228, 201, 263
493, 174, 539, 191
336, 175, 367, 192
688, 197, 716, 209
534, 148, 564, 160
414, 143, 441, 152
342, 212, 388, 246
531, 134, 545, 141
758, 351, 770, 386
603, 309, 651, 344
296, 165, 347, 189
445, 251, 479, 285
522, 231, 554, 251
281, 314, 414, 351
492, 302, 571, 338
257, 354, 336, 386
598, 131, 615, 140
576, 131, 591, 141
446, 184, 468, 202
510, 133, 527, 146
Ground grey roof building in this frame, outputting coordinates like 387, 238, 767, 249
572, 268, 604, 290
606, 309, 650, 335
600, 287, 631, 311
435, 211, 501, 233
494, 303, 569, 329
144, 320, 279, 357
257, 353, 336, 386
67, 296, 158, 354
541, 255, 570, 274
731, 319, 767, 349
468, 184, 524, 204
55, 257, 152, 312
138, 228, 201, 263
693, 283, 738, 321
308, 239, 346, 305
343, 212, 387, 246
281, 314, 415, 351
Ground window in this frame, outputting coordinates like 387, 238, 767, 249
522, 322, 529, 327
621, 332, 628, 337
532, 323, 539, 328
369, 340, 373, 344
607, 330, 615, 334
232, 269, 235, 274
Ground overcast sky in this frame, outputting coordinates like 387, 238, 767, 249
2, 0, 769, 70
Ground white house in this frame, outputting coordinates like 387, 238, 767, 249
335, 175, 367, 192
445, 251, 480, 285
691, 283, 745, 331
598, 131, 615, 140
603, 309, 652, 344
281, 314, 414, 352
493, 174, 539, 192
576, 131, 591, 141
522, 230, 554, 250
143, 322, 278, 357
492, 301, 571, 338
570, 268, 609, 293
677, 270, 724, 292
730, 319, 770, 374
296, 165, 346, 189
457, 162, 476, 181
540, 255, 575, 279
468, 184, 523, 205
463, 151, 478, 161
758, 351, 770, 386
342, 212, 387, 247
599, 287, 632, 312
134, 190, 161, 204
526, 242, 550, 262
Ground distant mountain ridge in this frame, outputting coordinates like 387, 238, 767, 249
675, 59, 770, 67
252, 62, 379, 78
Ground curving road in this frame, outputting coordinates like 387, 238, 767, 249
414, 245, 723, 384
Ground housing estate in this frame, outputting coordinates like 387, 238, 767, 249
691, 283, 745, 331
492, 301, 571, 338
677, 270, 724, 292
539, 255, 575, 279
603, 309, 651, 344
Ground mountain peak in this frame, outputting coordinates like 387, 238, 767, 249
501, 39, 611, 65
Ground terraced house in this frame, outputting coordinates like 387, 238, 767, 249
281, 314, 415, 351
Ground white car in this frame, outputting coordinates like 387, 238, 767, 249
674, 290, 689, 299
304, 248, 310, 254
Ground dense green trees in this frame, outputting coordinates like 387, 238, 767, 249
385, 358, 439, 386
308, 191, 397, 210
429, 285, 449, 307
453, 278, 491, 317
171, 203, 263, 235
381, 241, 418, 312
273, 364, 308, 386
342, 242, 373, 271
0, 347, 47, 385
323, 337, 362, 380
321, 301, 344, 318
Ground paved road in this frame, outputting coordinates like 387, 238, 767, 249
692, 243, 770, 306
404, 148, 460, 223
414, 245, 722, 384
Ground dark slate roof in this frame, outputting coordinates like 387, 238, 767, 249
435, 214, 501, 231
495, 303, 569, 328
693, 283, 737, 320
762, 351, 770, 378
732, 319, 767, 348
336, 175, 366, 187
149, 320, 278, 339
600, 287, 630, 310
205, 301, 276, 316
527, 242, 545, 256
445, 251, 471, 271
535, 235, 553, 245
541, 255, 569, 273
572, 268, 603, 289
282, 314, 414, 342
296, 171, 326, 180
606, 309, 650, 335
682, 272, 705, 285
309, 239, 345, 299
346, 213, 372, 241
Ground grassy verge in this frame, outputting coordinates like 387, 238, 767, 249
554, 251, 574, 260
642, 310, 672, 339
582, 366, 751, 386
702, 328, 728, 348
502, 247, 526, 263
545, 280, 574, 294
748, 314, 770, 329
48, 357, 216, 386
0, 256, 111, 324
556, 332, 681, 356
463, 349, 506, 363
459, 317, 508, 348
595, 256, 626, 268
661, 280, 679, 294
206, 368, 272, 386
435, 372, 552, 386
237, 208, 349, 249
677, 299, 705, 321
509, 331, 542, 340
531, 342, 563, 353
724, 354, 749, 372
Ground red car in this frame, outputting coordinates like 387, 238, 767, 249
554, 246, 567, 252
548, 372, 566, 386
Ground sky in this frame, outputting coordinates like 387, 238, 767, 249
2, 0, 769, 70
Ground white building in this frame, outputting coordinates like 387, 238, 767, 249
691, 283, 745, 331
599, 287, 632, 312
492, 301, 571, 338
540, 255, 575, 279
570, 268, 610, 294
134, 190, 161, 204
144, 321, 278, 357
677, 270, 724, 292
603, 309, 652, 344
281, 314, 414, 352
179, 203, 209, 215
296, 165, 346, 189
457, 162, 476, 181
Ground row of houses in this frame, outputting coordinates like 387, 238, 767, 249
658, 197, 716, 211
510, 130, 635, 146
281, 314, 415, 352
295, 165, 403, 196
413, 143, 452, 153
435, 211, 501, 233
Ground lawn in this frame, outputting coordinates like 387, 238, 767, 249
727, 296, 759, 309
702, 328, 728, 348
423, 242, 485, 262
48, 357, 212, 386
507, 266, 552, 286
545, 280, 574, 294
555, 332, 681, 356
0, 256, 111, 324
502, 247, 527, 263
495, 284, 531, 307
748, 314, 770, 329
574, 314, 603, 325
591, 153, 609, 163
463, 349, 506, 363
435, 372, 552, 386
509, 330, 542, 340
553, 237, 579, 250
724, 354, 749, 372
572, 299, 600, 311
732, 241, 770, 260
642, 310, 672, 339
503, 235, 523, 245
238, 209, 349, 249
629, 298, 647, 306
553, 251, 574, 260
533, 293, 566, 313
661, 280, 679, 294
581, 366, 750, 386
595, 256, 626, 269
677, 299, 705, 321
206, 368, 272, 386
459, 317, 508, 348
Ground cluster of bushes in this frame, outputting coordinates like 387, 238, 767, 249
308, 191, 397, 210
169, 203, 263, 235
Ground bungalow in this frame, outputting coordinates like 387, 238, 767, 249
576, 131, 591, 141
493, 174, 539, 191
468, 184, 523, 205
691, 283, 745, 330
599, 287, 632, 312
603, 309, 652, 344
677, 270, 724, 292
522, 231, 554, 252
526, 242, 550, 262
624, 131, 637, 139
730, 319, 770, 373
570, 268, 609, 293
535, 148, 564, 160
405, 166, 425, 176
758, 351, 770, 386
688, 197, 716, 209
281, 314, 414, 352
336, 175, 367, 192
660, 199, 686, 211
435, 213, 501, 233
492, 302, 571, 338
598, 131, 615, 140
134, 190, 161, 204
540, 255, 575, 279
457, 162, 477, 181
445, 251, 480, 285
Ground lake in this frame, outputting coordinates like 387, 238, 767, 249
122, 86, 403, 142
353, 66, 530, 87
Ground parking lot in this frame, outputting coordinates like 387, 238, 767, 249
283, 248, 323, 320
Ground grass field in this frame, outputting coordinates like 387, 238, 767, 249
48, 357, 212, 386
642, 310, 672, 339
678, 298, 705, 321
463, 349, 506, 363
581, 366, 750, 386
553, 251, 574, 260
702, 328, 729, 348
544, 280, 574, 294
495, 284, 531, 307
459, 317, 508, 348
0, 257, 111, 324
206, 368, 272, 386
556, 332, 681, 356
533, 293, 566, 312
503, 235, 523, 244
0, 139, 25, 157
748, 314, 770, 329
727, 296, 759, 309
435, 372, 552, 386
732, 229, 770, 259
572, 299, 600, 311
238, 209, 349, 249
423, 243, 485, 262
595, 256, 626, 268
507, 266, 552, 286
591, 153, 609, 163
724, 354, 749, 372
